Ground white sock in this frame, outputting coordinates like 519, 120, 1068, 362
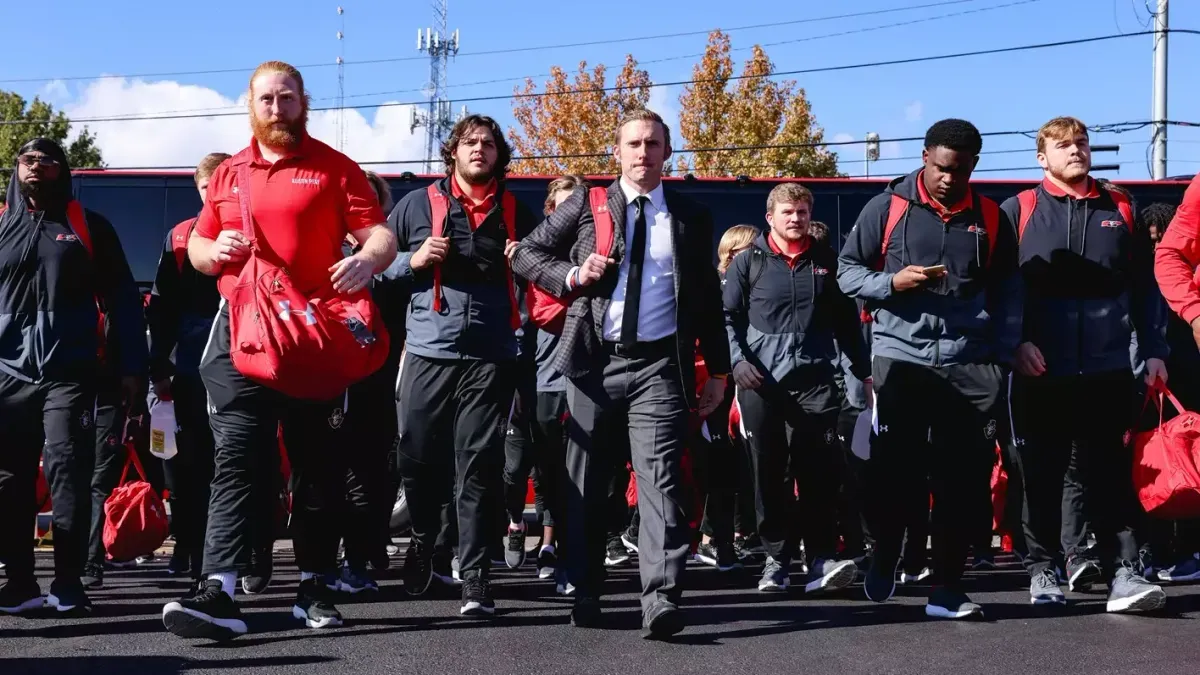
208, 572, 236, 599
300, 571, 317, 582
540, 545, 556, 556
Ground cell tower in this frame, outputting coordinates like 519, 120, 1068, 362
335, 6, 346, 152
410, 0, 461, 174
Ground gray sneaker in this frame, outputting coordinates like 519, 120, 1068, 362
804, 558, 858, 594
1030, 568, 1065, 605
757, 557, 790, 593
1107, 566, 1167, 614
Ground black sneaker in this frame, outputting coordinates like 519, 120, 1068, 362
0, 580, 44, 615
758, 557, 790, 592
337, 564, 379, 594
804, 558, 859, 594
136, 553, 156, 565
696, 541, 743, 572
167, 552, 190, 577
162, 579, 247, 640
47, 581, 91, 613
536, 546, 558, 580
431, 548, 460, 587
925, 587, 984, 620
864, 551, 898, 603
293, 578, 344, 629
460, 572, 495, 617
404, 542, 434, 596
571, 596, 601, 627
180, 578, 206, 601
694, 541, 721, 568
1030, 568, 1066, 606
242, 548, 273, 595
82, 562, 104, 590
1066, 555, 1102, 592
621, 530, 639, 554
1107, 564, 1167, 614
604, 537, 631, 567
505, 523, 527, 569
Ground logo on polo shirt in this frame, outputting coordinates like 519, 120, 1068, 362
292, 177, 321, 186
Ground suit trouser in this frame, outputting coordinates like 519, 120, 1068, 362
199, 306, 350, 576
564, 340, 690, 615
0, 372, 95, 587
869, 356, 1004, 591
343, 361, 398, 568
1012, 370, 1140, 579
396, 353, 515, 578
162, 374, 216, 576
88, 374, 163, 565
737, 367, 841, 566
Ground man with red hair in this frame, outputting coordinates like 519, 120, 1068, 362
161, 61, 395, 641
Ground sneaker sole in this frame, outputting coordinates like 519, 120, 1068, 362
338, 582, 379, 594
694, 553, 718, 568
865, 574, 897, 603
1068, 565, 1101, 592
757, 581, 790, 593
717, 562, 744, 573
460, 601, 495, 617
925, 603, 984, 620
537, 567, 556, 580
505, 553, 526, 570
604, 555, 630, 567
241, 578, 271, 595
805, 562, 858, 594
1107, 588, 1167, 613
0, 597, 46, 614
622, 536, 639, 554
1158, 570, 1200, 583
162, 603, 247, 640
47, 594, 89, 613
292, 605, 344, 628
1030, 593, 1067, 605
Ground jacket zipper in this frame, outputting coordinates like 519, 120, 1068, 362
1070, 198, 1083, 375
933, 219, 949, 367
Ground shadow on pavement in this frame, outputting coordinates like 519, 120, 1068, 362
0, 655, 335, 674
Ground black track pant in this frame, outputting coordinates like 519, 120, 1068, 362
503, 371, 565, 530
162, 375, 216, 577
693, 391, 737, 544
343, 361, 398, 568
737, 367, 842, 566
836, 402, 872, 557
1012, 370, 1140, 579
199, 305, 351, 576
869, 357, 1004, 591
0, 372, 95, 589
396, 353, 515, 579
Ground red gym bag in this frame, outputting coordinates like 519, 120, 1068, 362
102, 442, 169, 562
226, 164, 390, 401
1133, 383, 1200, 519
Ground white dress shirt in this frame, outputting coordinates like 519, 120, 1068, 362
600, 178, 677, 342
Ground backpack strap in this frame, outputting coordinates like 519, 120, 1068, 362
588, 187, 615, 256
171, 219, 197, 273
1105, 185, 1136, 233
501, 190, 521, 330
66, 201, 93, 258
877, 194, 909, 271
426, 183, 450, 313
979, 196, 1000, 268
1015, 189, 1037, 242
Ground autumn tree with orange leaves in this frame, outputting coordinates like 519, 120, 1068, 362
677, 31, 840, 178
508, 55, 653, 175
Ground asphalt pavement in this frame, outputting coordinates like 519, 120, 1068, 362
2, 545, 1199, 675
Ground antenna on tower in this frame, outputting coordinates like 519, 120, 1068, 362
411, 0, 460, 174
336, 5, 346, 152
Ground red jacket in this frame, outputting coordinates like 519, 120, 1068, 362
1156, 173, 1200, 324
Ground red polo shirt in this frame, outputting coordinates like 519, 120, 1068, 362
766, 232, 811, 268
195, 134, 385, 299
450, 174, 497, 230
916, 170, 974, 221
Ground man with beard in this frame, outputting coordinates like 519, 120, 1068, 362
387, 114, 537, 616
1006, 116, 1167, 612
510, 109, 730, 639
161, 61, 395, 640
0, 138, 146, 615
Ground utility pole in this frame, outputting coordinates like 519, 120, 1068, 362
1151, 0, 1169, 180
864, 132, 880, 178
335, 6, 346, 152
411, 0, 460, 174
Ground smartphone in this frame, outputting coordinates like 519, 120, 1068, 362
921, 264, 947, 276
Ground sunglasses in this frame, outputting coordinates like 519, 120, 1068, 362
17, 154, 59, 168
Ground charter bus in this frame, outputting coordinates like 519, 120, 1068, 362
70, 170, 1194, 288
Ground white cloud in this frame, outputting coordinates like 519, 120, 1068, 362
61, 78, 426, 172
39, 79, 70, 104
833, 133, 855, 146
904, 101, 923, 123
648, 85, 681, 148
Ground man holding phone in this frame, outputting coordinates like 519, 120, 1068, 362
837, 119, 1021, 620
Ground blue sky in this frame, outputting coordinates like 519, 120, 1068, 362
3, 0, 1198, 179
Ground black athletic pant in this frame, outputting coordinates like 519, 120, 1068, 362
199, 306, 351, 577
503, 371, 565, 529
161, 374, 216, 577
737, 366, 842, 566
693, 390, 737, 544
0, 372, 95, 589
343, 361, 398, 569
1012, 370, 1141, 579
396, 353, 515, 578
88, 374, 162, 565
836, 401, 872, 557
869, 356, 1005, 591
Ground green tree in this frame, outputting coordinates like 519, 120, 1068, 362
0, 90, 104, 195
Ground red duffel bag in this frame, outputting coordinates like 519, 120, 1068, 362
1133, 383, 1200, 519
102, 443, 169, 562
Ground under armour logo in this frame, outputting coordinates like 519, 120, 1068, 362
1014, 437, 1026, 446
878, 425, 889, 433
278, 300, 316, 325
232, 185, 239, 194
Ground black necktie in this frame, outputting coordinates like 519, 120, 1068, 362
621, 196, 648, 347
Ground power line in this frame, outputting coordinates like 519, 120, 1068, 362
4, 30, 1188, 128
0, 0, 987, 86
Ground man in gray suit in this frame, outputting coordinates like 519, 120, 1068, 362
510, 109, 730, 639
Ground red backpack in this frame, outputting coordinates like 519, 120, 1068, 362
102, 439, 169, 562
426, 183, 521, 330
1133, 384, 1200, 519
1013, 183, 1135, 241
526, 187, 616, 335
226, 163, 390, 401
170, 218, 195, 273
